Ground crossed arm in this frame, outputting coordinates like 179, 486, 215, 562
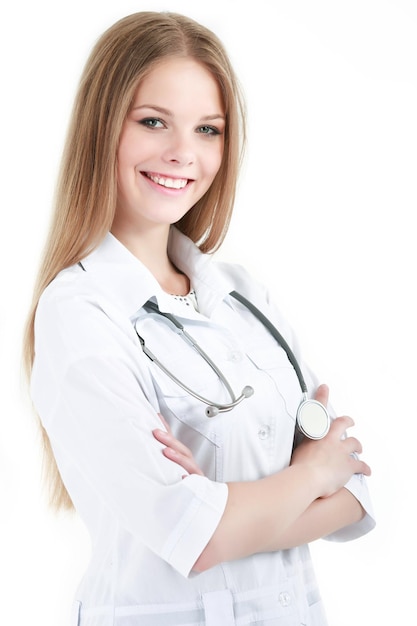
153, 385, 371, 572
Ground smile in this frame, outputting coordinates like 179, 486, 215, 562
144, 172, 189, 190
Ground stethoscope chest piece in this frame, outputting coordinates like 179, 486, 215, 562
296, 399, 330, 440
137, 293, 332, 440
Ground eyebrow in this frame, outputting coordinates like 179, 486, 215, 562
131, 104, 225, 121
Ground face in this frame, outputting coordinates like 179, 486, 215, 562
113, 57, 225, 237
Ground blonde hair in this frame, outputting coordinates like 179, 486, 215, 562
23, 11, 246, 510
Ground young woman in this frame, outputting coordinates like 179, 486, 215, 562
24, 11, 375, 626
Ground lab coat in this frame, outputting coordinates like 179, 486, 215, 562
31, 227, 375, 626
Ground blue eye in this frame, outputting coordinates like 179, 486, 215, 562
139, 118, 164, 128
198, 125, 221, 136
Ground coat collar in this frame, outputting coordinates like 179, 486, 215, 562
80, 228, 235, 320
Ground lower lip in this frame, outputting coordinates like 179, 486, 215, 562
142, 173, 192, 196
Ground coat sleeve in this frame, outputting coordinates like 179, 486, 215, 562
277, 311, 376, 542
220, 262, 376, 541
31, 285, 228, 577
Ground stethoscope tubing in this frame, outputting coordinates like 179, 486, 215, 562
136, 292, 330, 437
138, 301, 252, 416
229, 291, 308, 394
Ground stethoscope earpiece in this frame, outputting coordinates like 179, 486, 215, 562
206, 385, 255, 418
242, 386, 254, 398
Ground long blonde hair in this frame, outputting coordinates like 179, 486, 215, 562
23, 11, 246, 510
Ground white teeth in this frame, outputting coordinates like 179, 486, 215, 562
147, 174, 188, 189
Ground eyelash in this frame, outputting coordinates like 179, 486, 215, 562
138, 118, 222, 136
139, 118, 164, 129
198, 125, 221, 136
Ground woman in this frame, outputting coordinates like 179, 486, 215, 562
24, 11, 374, 626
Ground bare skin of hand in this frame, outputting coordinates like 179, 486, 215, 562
153, 384, 371, 493
152, 414, 203, 477
290, 384, 371, 497
152, 385, 371, 570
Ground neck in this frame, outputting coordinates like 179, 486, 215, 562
111, 224, 190, 295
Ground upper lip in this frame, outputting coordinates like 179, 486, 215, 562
142, 171, 193, 181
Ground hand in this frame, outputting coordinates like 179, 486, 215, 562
291, 384, 371, 498
153, 414, 204, 477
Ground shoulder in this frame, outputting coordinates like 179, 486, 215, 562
214, 260, 271, 306
214, 259, 301, 350
36, 264, 106, 332
35, 263, 136, 364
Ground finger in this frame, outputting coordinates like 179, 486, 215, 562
328, 415, 355, 437
153, 428, 193, 459
162, 447, 204, 476
344, 436, 363, 456
352, 457, 372, 477
314, 384, 329, 407
157, 413, 171, 434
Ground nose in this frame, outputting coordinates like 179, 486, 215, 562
162, 131, 195, 167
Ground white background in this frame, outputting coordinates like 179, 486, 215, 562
1, 0, 416, 624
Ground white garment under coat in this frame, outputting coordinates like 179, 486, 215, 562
31, 228, 375, 626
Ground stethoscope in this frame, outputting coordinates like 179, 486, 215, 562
135, 291, 330, 440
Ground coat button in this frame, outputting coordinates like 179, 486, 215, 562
258, 425, 271, 440
279, 591, 291, 607
228, 350, 243, 362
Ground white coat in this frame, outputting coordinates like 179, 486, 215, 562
31, 227, 375, 626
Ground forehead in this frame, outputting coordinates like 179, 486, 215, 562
131, 57, 224, 111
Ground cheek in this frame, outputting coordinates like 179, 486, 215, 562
117, 125, 151, 169
116, 142, 144, 188
116, 145, 131, 184
117, 141, 137, 170
206, 142, 224, 179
